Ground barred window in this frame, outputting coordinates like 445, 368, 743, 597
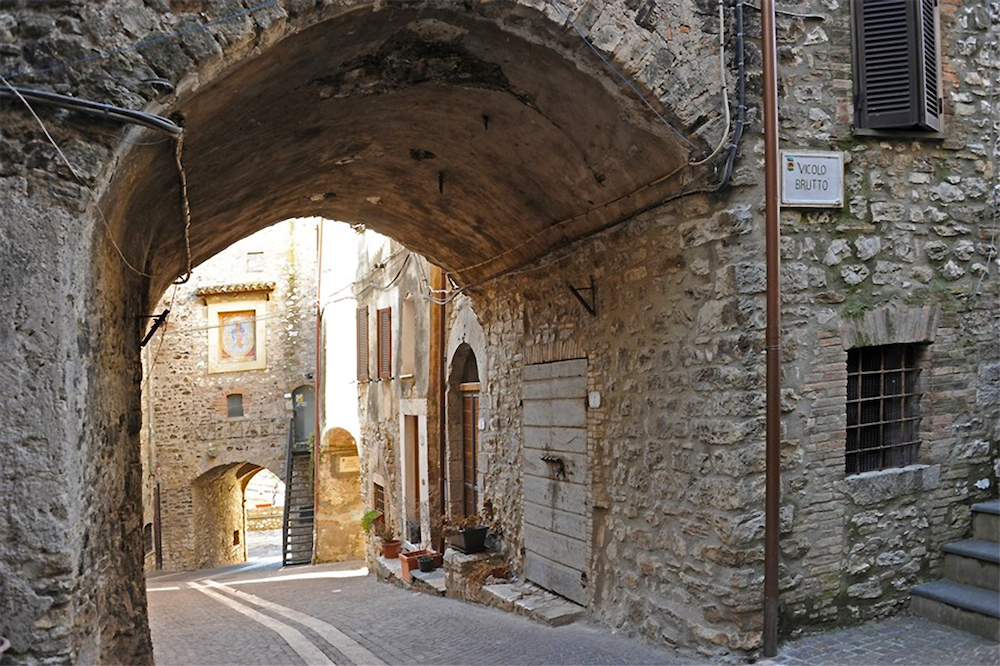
846, 344, 924, 474
373, 482, 385, 515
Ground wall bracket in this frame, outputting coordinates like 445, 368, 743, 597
568, 276, 597, 317
140, 309, 170, 347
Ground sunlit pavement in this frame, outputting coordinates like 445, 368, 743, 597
147, 535, 999, 666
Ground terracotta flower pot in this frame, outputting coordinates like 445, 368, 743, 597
381, 539, 401, 559
399, 549, 429, 582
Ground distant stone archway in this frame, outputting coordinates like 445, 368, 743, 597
1, 1, 721, 661
190, 462, 276, 570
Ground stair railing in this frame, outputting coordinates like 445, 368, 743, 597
281, 417, 295, 565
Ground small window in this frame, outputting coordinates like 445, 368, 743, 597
233, 530, 241, 546
246, 251, 264, 272
356, 306, 369, 381
143, 523, 154, 555
377, 307, 392, 380
846, 344, 924, 474
373, 482, 385, 515
227, 394, 244, 418
851, 0, 942, 131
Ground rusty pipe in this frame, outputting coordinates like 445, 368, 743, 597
761, 0, 782, 657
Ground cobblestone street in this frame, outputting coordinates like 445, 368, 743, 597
147, 559, 999, 666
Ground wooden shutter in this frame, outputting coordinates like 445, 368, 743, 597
377, 307, 392, 380
356, 306, 369, 381
852, 0, 941, 131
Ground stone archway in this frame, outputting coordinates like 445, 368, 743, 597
1, 1, 721, 661
190, 462, 275, 569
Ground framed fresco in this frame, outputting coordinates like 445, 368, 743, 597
201, 287, 271, 373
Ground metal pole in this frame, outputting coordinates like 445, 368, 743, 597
761, 0, 782, 657
313, 221, 323, 564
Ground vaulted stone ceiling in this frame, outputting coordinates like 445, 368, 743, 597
113, 5, 702, 297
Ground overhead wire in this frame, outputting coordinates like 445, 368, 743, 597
0, 85, 182, 134
173, 132, 194, 284
142, 284, 178, 392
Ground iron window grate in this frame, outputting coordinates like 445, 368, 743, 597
846, 343, 923, 474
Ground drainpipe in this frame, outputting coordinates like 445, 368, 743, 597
431, 265, 448, 546
761, 0, 782, 657
313, 220, 323, 563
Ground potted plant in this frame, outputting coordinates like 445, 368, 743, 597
361, 509, 401, 559
439, 500, 497, 555
417, 554, 435, 573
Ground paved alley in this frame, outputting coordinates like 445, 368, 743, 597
147, 559, 693, 665
147, 559, 999, 666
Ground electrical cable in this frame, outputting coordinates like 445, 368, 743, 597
689, 0, 732, 166
713, 0, 747, 192
174, 133, 194, 284
142, 284, 178, 393
0, 74, 153, 279
744, 1, 827, 21
0, 84, 182, 134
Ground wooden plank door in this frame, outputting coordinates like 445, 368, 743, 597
522, 359, 588, 605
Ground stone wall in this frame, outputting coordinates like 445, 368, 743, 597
143, 220, 318, 572
192, 464, 249, 567
0, 0, 995, 661
452, 1, 1000, 655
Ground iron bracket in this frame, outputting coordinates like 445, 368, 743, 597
140, 309, 169, 347
568, 276, 597, 317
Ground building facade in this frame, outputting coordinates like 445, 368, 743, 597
346, 2, 999, 655
141, 219, 319, 571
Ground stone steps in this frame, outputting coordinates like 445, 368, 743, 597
480, 581, 586, 627
911, 500, 1000, 640
942, 539, 1000, 589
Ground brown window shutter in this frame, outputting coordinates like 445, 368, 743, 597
356, 306, 369, 381
377, 307, 392, 380
851, 0, 941, 131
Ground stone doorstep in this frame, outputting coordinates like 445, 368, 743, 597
375, 555, 446, 596
409, 569, 446, 596
481, 581, 586, 627
378, 551, 585, 626
374, 555, 401, 583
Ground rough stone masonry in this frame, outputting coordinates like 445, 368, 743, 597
0, 0, 996, 663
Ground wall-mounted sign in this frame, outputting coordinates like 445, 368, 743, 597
338, 455, 360, 474
781, 150, 844, 207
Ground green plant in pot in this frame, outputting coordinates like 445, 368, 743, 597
361, 509, 400, 559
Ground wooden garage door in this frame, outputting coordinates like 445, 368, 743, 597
522, 358, 588, 605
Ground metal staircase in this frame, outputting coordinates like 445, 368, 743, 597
911, 500, 1000, 640
282, 419, 314, 566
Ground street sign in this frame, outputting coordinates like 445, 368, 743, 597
780, 150, 844, 207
